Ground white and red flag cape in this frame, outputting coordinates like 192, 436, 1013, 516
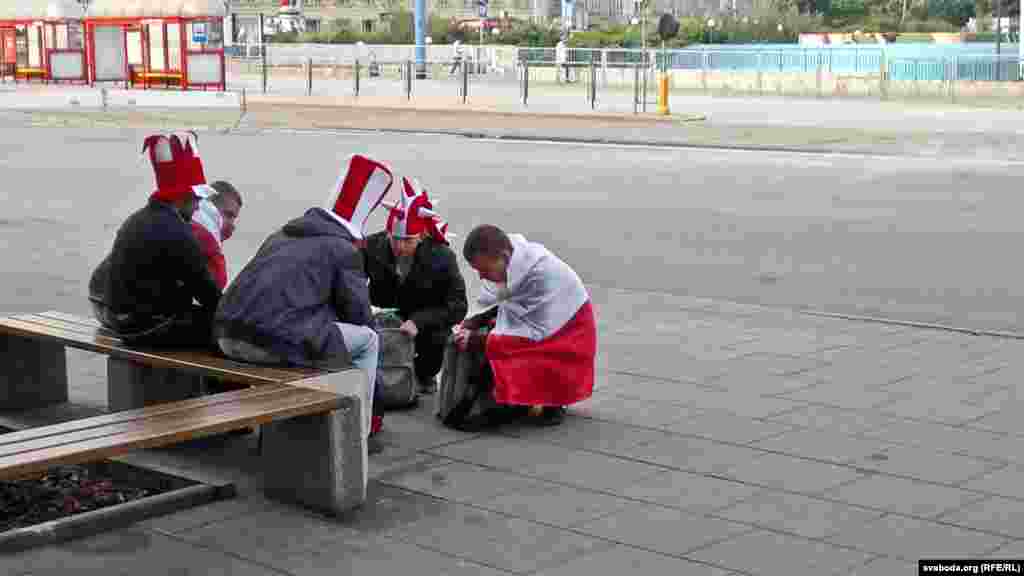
480, 234, 596, 407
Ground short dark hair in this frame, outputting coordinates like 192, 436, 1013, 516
209, 180, 242, 208
463, 224, 512, 262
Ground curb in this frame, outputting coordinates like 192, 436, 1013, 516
0, 482, 234, 554
243, 98, 688, 125
240, 123, 921, 160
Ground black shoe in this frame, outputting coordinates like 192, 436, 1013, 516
368, 433, 384, 455
532, 407, 566, 427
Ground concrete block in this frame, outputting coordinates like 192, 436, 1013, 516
106, 357, 204, 412
0, 334, 68, 409
261, 394, 366, 515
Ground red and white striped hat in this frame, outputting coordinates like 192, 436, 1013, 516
384, 176, 453, 245
324, 154, 394, 239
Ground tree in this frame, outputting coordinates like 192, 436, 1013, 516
930, 0, 976, 26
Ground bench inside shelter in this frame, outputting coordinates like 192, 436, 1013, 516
0, 311, 369, 514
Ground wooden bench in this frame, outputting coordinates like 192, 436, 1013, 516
130, 69, 183, 89
15, 67, 47, 81
0, 311, 370, 514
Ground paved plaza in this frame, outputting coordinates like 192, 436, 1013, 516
1, 85, 1024, 574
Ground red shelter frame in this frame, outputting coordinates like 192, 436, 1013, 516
0, 16, 87, 84
84, 14, 225, 91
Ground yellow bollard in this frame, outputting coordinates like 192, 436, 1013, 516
657, 72, 670, 115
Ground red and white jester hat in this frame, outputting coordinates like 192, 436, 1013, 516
142, 132, 212, 203
383, 176, 454, 245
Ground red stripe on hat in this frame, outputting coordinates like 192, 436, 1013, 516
332, 155, 375, 220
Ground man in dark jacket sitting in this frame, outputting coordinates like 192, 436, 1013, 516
89, 133, 221, 347
364, 177, 467, 394
213, 154, 394, 453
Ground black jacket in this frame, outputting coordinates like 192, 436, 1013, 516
363, 231, 468, 335
90, 199, 220, 334
214, 208, 371, 368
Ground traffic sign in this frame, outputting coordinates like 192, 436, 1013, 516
192, 22, 208, 44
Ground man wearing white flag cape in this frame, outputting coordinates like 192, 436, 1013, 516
456, 225, 596, 426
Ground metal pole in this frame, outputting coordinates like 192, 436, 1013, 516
642, 48, 648, 112
997, 0, 1003, 63
590, 57, 596, 109
415, 0, 426, 78
259, 13, 267, 94
306, 57, 312, 96
406, 59, 413, 100
261, 41, 267, 94
354, 58, 360, 96
522, 58, 529, 107
462, 57, 468, 103
634, 62, 640, 114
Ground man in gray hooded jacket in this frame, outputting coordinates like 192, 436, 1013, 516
213, 154, 395, 452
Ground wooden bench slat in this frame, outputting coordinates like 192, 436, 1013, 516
0, 316, 319, 386
36, 310, 101, 329
0, 386, 337, 459
24, 312, 324, 383
0, 383, 298, 449
0, 387, 345, 481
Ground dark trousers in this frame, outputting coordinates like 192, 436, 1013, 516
94, 302, 215, 350
414, 328, 447, 383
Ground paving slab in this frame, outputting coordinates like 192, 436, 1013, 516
753, 428, 895, 465
939, 496, 1024, 538
824, 514, 1006, 561
964, 465, 1024, 499
627, 435, 773, 476
762, 404, 894, 437
823, 475, 987, 519
5, 528, 285, 576
530, 544, 739, 576
275, 536, 515, 576
380, 503, 615, 574
619, 470, 761, 514
722, 452, 868, 495
571, 502, 755, 557
710, 490, 887, 540
688, 530, 875, 576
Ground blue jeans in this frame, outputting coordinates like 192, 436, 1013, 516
218, 323, 379, 436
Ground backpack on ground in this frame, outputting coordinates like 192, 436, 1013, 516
373, 310, 419, 410
436, 328, 500, 431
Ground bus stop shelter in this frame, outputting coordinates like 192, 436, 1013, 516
0, 1, 88, 84
85, 0, 226, 90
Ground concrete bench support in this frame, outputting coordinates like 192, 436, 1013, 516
107, 357, 204, 412
0, 335, 68, 409
261, 370, 368, 515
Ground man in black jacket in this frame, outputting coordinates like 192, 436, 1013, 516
365, 178, 467, 394
90, 133, 220, 347
213, 154, 395, 453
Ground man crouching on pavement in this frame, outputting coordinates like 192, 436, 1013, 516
213, 154, 393, 454
364, 176, 467, 395
455, 225, 597, 426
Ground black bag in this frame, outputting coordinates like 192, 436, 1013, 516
374, 311, 419, 409
436, 328, 499, 431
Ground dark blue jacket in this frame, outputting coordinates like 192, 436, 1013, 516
214, 208, 370, 368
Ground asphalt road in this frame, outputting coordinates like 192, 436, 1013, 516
3, 125, 1023, 334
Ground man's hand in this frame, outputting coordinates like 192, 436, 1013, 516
400, 319, 419, 338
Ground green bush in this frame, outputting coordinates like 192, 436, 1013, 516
929, 0, 976, 27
